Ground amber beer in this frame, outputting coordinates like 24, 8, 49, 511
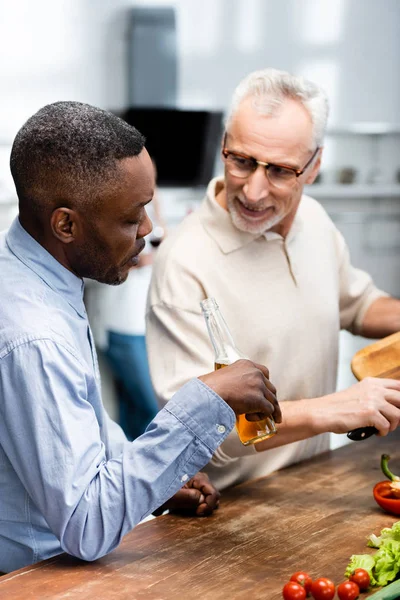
201, 297, 277, 446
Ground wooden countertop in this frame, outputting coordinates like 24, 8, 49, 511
1, 432, 400, 599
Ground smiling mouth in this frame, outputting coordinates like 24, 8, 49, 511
237, 201, 275, 218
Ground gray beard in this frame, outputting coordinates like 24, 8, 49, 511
227, 198, 284, 235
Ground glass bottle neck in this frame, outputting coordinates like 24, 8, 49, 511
201, 298, 243, 364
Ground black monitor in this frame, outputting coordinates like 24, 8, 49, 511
121, 107, 223, 187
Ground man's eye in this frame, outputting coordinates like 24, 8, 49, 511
269, 165, 293, 179
231, 155, 253, 169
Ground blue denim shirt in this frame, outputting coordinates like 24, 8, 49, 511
0, 218, 234, 573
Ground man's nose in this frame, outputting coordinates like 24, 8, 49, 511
242, 166, 271, 203
138, 211, 153, 239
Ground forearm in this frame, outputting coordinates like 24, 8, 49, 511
60, 380, 234, 560
255, 398, 323, 452
3, 342, 235, 562
360, 296, 400, 338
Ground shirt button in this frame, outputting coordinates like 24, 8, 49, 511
217, 424, 226, 434
181, 474, 189, 483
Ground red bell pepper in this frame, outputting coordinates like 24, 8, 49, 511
373, 454, 400, 515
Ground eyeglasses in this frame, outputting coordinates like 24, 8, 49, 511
222, 133, 319, 189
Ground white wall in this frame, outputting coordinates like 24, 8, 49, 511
0, 0, 398, 209
1, 0, 399, 134
1, 0, 399, 215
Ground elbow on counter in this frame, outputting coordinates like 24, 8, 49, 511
59, 527, 124, 563
57, 501, 130, 563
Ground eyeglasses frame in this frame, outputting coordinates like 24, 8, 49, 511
222, 132, 320, 179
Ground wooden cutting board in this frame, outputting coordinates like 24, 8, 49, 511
351, 331, 400, 380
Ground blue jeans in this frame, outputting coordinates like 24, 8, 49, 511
104, 332, 159, 441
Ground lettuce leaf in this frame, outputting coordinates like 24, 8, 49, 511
345, 521, 400, 588
368, 521, 400, 548
344, 554, 376, 584
373, 540, 400, 587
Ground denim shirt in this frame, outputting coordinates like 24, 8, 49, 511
0, 218, 234, 573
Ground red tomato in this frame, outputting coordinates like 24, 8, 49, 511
310, 577, 335, 600
337, 580, 360, 600
283, 581, 307, 600
349, 568, 370, 591
290, 571, 313, 594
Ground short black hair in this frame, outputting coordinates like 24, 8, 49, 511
10, 101, 146, 213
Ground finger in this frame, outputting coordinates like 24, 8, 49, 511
251, 366, 280, 415
190, 476, 221, 504
259, 374, 282, 423
365, 412, 393, 436
204, 488, 220, 508
195, 502, 214, 517
253, 362, 275, 393
262, 383, 278, 407
373, 378, 400, 391
269, 395, 282, 423
188, 471, 210, 488
176, 488, 204, 509
378, 404, 400, 433
245, 407, 274, 422
383, 390, 400, 408
246, 412, 267, 421
198, 484, 221, 504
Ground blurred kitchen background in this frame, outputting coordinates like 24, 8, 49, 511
1, 0, 399, 449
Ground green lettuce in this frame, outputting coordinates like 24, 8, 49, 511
373, 540, 400, 586
345, 554, 376, 584
368, 521, 400, 548
345, 521, 400, 588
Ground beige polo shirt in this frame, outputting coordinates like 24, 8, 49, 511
146, 177, 386, 490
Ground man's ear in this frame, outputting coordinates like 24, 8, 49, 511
50, 208, 78, 244
305, 147, 323, 185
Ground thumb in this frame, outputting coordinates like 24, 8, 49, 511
185, 488, 205, 505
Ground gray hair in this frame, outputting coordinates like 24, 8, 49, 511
225, 68, 329, 147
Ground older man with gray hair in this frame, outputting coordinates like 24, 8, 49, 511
147, 68, 400, 491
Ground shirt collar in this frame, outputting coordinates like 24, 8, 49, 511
6, 217, 86, 317
198, 176, 303, 253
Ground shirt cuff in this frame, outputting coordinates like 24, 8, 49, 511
211, 427, 258, 466
164, 378, 235, 455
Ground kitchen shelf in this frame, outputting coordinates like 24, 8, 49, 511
327, 123, 400, 135
305, 184, 400, 198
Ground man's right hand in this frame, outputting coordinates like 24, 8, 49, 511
199, 359, 282, 423
320, 376, 400, 436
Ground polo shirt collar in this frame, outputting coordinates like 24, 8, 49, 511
198, 176, 303, 253
6, 217, 86, 317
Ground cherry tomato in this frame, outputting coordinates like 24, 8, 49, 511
282, 582, 307, 600
349, 568, 370, 591
310, 577, 335, 600
337, 580, 360, 600
290, 571, 313, 594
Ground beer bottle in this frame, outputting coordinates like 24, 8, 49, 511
200, 297, 277, 445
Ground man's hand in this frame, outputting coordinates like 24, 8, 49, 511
154, 472, 220, 517
322, 377, 400, 436
199, 359, 282, 424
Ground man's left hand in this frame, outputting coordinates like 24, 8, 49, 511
154, 472, 220, 517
